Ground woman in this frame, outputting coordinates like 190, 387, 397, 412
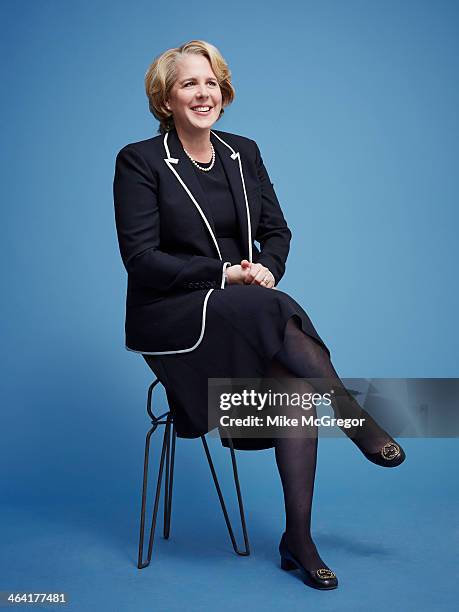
113, 40, 406, 591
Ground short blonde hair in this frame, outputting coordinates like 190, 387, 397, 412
145, 40, 235, 134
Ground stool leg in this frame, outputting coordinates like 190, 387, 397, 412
201, 435, 250, 556
226, 434, 251, 555
163, 420, 176, 539
137, 419, 171, 569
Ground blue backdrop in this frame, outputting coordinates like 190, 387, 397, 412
1, 0, 458, 610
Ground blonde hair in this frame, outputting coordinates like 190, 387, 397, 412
145, 40, 235, 134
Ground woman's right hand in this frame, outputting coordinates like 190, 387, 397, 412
226, 264, 250, 285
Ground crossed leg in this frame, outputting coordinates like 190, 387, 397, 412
274, 316, 395, 453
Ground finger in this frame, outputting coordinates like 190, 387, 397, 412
250, 265, 266, 284
261, 273, 275, 288
251, 267, 269, 285
245, 263, 261, 283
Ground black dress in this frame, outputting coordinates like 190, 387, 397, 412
143, 146, 330, 451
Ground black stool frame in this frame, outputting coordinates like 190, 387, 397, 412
138, 379, 251, 569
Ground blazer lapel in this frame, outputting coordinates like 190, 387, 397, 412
163, 127, 252, 262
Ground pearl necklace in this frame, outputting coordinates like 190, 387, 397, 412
183, 142, 215, 172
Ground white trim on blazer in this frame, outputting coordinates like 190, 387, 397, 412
125, 130, 253, 356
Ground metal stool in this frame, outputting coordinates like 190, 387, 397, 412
138, 379, 251, 568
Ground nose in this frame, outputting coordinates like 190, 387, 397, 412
196, 82, 210, 98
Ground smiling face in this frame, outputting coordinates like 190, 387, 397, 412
165, 53, 223, 134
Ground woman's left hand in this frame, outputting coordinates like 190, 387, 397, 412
240, 260, 275, 288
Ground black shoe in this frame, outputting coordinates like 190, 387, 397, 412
355, 439, 406, 468
352, 410, 406, 468
279, 533, 338, 590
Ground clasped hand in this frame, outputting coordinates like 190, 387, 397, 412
226, 260, 275, 289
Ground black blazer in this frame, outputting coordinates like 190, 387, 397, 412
113, 127, 292, 354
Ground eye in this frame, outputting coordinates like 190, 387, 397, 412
184, 80, 218, 87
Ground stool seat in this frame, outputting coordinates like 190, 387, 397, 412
138, 379, 251, 569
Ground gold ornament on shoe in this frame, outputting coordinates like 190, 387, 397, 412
316, 568, 336, 580
380, 442, 401, 460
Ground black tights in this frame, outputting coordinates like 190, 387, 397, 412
266, 317, 392, 572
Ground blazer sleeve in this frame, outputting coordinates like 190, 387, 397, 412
113, 145, 230, 292
252, 141, 292, 284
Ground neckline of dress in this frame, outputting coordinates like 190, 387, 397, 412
193, 148, 221, 172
